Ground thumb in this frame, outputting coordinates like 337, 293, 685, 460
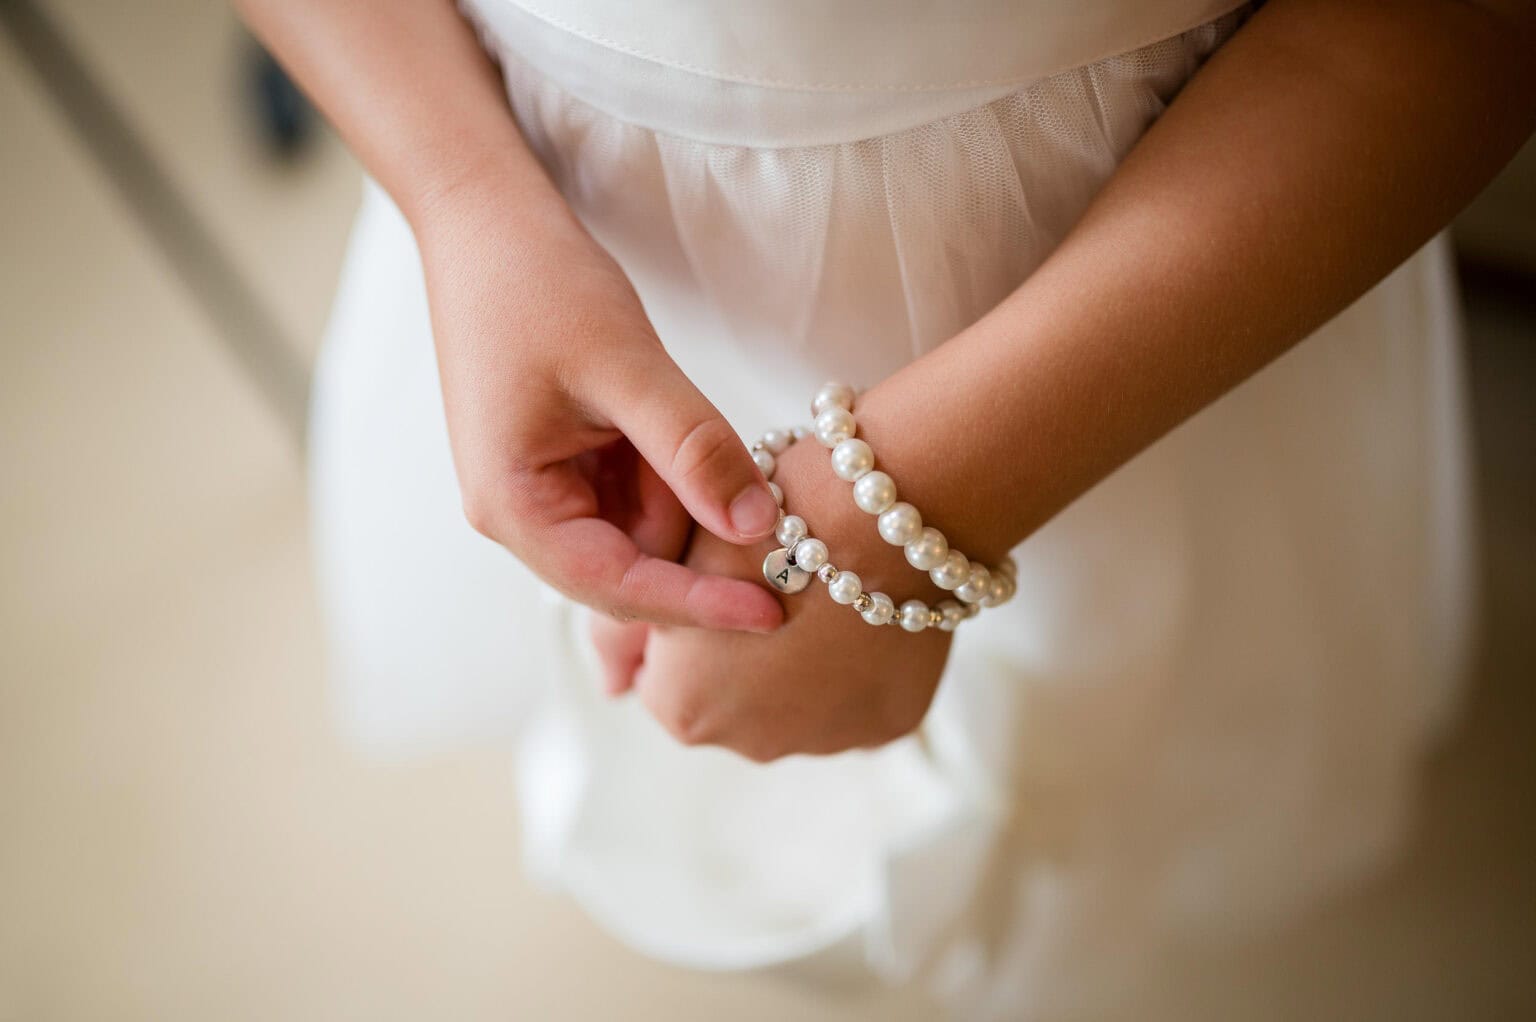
604, 352, 781, 545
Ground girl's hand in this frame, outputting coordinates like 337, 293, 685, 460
594, 438, 954, 761
417, 180, 784, 632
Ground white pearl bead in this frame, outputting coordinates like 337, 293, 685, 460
811, 382, 856, 416
791, 537, 828, 572
761, 428, 792, 454
982, 570, 1016, 608
751, 447, 775, 476
937, 600, 965, 631
768, 481, 783, 506
930, 549, 970, 590
956, 564, 992, 604
877, 502, 922, 546
830, 438, 875, 481
828, 570, 863, 605
899, 599, 930, 632
904, 527, 949, 571
791, 425, 812, 441
861, 591, 895, 626
775, 514, 807, 547
852, 471, 897, 515
813, 406, 856, 448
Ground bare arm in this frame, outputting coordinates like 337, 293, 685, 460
237, 0, 787, 633
234, 0, 551, 229
790, 0, 1536, 569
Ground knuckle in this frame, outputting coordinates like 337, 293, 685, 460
670, 416, 748, 489
461, 490, 502, 541
603, 566, 648, 625
662, 696, 719, 748
738, 741, 790, 765
460, 470, 540, 544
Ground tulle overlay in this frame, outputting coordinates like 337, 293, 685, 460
310, 2, 1474, 1016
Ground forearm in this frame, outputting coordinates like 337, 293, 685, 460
235, 0, 569, 233
846, 0, 1535, 563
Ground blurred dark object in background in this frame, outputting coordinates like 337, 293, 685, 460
0, 0, 309, 444
249, 43, 313, 159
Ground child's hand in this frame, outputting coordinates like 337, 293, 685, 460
417, 185, 783, 632
594, 438, 954, 761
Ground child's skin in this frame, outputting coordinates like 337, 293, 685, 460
241, 0, 1535, 761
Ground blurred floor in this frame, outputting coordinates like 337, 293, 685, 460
0, 3, 1532, 1020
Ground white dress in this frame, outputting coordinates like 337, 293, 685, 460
309, 1, 1476, 1016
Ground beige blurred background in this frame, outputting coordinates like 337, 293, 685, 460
1, 2, 1533, 1019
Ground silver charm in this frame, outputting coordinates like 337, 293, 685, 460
762, 547, 811, 594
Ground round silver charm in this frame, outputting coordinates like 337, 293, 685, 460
762, 547, 811, 594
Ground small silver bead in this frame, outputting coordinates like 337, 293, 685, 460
928, 608, 944, 628
816, 563, 838, 583
852, 593, 874, 613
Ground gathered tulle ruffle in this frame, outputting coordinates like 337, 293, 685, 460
478, 11, 1245, 383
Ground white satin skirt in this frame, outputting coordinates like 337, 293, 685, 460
309, 3, 1476, 1016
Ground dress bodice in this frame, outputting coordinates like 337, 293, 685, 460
462, 0, 1249, 146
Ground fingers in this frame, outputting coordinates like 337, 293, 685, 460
466, 452, 781, 632
628, 451, 693, 561
544, 516, 783, 632
589, 612, 648, 695
601, 353, 780, 546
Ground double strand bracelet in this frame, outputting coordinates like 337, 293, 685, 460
753, 433, 940, 632
746, 384, 1015, 634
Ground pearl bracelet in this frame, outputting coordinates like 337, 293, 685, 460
808, 382, 1018, 610
750, 431, 967, 633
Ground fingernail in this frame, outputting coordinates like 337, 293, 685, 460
729, 484, 779, 537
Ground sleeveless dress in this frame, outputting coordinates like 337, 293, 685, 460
309, 1, 1476, 1016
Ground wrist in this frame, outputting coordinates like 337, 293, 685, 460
403, 142, 583, 252
847, 377, 1023, 566
772, 435, 953, 614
